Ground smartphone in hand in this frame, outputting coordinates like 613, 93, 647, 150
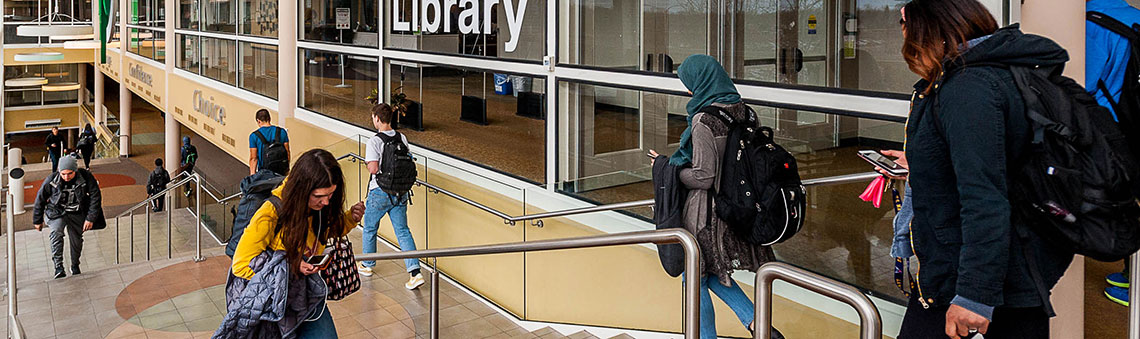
858, 150, 908, 176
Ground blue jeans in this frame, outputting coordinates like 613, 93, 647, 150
295, 305, 337, 338
361, 188, 419, 271
694, 275, 755, 339
49, 151, 59, 172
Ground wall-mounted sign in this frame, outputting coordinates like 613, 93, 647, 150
193, 90, 227, 125
129, 63, 153, 86
335, 8, 350, 29
807, 15, 817, 35
391, 0, 529, 52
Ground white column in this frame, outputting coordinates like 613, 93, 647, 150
95, 67, 105, 123
78, 65, 87, 106
277, 0, 298, 127
7, 149, 24, 215
1022, 1, 1085, 338
119, 83, 132, 156
164, 0, 178, 174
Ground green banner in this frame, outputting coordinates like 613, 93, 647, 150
98, 0, 113, 63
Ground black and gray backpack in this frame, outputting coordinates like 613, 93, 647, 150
374, 131, 417, 196
702, 106, 807, 246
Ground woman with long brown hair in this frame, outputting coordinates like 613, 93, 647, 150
884, 1, 1074, 338
222, 148, 366, 338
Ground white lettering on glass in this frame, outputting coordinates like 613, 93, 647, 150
393, 0, 526, 52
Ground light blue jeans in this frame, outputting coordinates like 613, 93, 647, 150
361, 188, 419, 271
694, 275, 755, 339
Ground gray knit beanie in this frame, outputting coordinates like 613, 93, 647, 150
59, 155, 78, 172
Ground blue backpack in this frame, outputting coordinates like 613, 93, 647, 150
226, 171, 285, 257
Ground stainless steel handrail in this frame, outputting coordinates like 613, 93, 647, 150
9, 315, 25, 339
337, 152, 880, 227
113, 172, 236, 264
754, 262, 882, 339
1131, 251, 1139, 339
354, 228, 702, 339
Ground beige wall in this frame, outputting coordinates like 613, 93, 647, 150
99, 50, 122, 81
4, 106, 81, 134
168, 74, 280, 165
123, 57, 166, 109
1020, 1, 1085, 338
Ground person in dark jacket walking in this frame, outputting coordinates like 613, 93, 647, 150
32, 155, 105, 279
885, 1, 1075, 338
76, 124, 97, 169
650, 55, 781, 339
44, 127, 65, 172
147, 158, 171, 212
180, 136, 198, 197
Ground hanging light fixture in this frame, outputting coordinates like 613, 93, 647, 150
4, 77, 49, 87
41, 82, 81, 92
14, 52, 65, 62
63, 40, 100, 49
51, 33, 95, 41
17, 25, 93, 37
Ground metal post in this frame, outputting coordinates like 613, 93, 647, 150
145, 207, 150, 261
1130, 251, 1139, 339
754, 262, 882, 339
167, 193, 172, 259
8, 192, 18, 325
114, 216, 120, 264
193, 178, 203, 262
129, 211, 134, 262
430, 266, 439, 339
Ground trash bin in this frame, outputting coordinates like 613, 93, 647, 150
493, 73, 512, 95
511, 76, 533, 97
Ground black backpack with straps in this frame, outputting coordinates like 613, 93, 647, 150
700, 106, 807, 246
1088, 11, 1140, 195
374, 131, 417, 196
255, 127, 289, 173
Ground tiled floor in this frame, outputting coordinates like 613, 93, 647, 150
1, 208, 621, 339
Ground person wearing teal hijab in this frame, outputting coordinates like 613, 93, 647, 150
669, 55, 742, 166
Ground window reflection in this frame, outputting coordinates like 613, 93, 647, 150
243, 0, 279, 37
300, 49, 379, 127
178, 34, 201, 73
386, 61, 546, 182
204, 0, 236, 32
240, 42, 279, 98
202, 37, 237, 85
558, 81, 905, 299
302, 0, 379, 46
179, 0, 200, 29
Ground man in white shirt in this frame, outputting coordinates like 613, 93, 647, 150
357, 103, 423, 290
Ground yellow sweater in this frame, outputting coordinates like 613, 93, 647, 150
231, 182, 355, 280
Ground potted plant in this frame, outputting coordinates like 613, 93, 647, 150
366, 87, 423, 131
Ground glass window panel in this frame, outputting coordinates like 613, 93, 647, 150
242, 0, 279, 37
204, 0, 236, 32
561, 0, 915, 94
3, 25, 41, 44
178, 34, 201, 73
302, 0, 378, 47
43, 89, 79, 105
3, 0, 48, 21
385, 61, 546, 182
201, 37, 237, 85
129, 28, 141, 55
240, 42, 279, 98
153, 30, 167, 62
300, 49, 379, 127
557, 81, 905, 299
179, 0, 201, 29
4, 90, 44, 107
382, 0, 546, 62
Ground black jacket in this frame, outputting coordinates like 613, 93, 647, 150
44, 133, 64, 155
652, 155, 687, 277
904, 25, 1074, 310
33, 169, 105, 226
147, 167, 171, 194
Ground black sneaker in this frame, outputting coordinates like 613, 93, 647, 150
71, 266, 81, 275
54, 270, 66, 279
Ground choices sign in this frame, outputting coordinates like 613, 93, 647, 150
193, 90, 227, 125
391, 0, 529, 52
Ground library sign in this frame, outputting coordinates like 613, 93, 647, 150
391, 0, 529, 52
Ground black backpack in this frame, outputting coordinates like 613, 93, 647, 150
255, 127, 289, 173
374, 131, 417, 196
1088, 11, 1140, 195
702, 106, 807, 246
226, 172, 285, 257
947, 62, 1140, 262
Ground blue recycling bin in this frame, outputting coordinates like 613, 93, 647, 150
493, 73, 513, 95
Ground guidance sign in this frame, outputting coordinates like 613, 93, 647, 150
335, 8, 350, 29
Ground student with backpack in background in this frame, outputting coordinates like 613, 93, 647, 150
76, 124, 96, 170
1086, 0, 1140, 307
180, 136, 198, 197
358, 103, 423, 290
248, 109, 290, 175
649, 55, 785, 339
226, 139, 289, 258
147, 158, 171, 212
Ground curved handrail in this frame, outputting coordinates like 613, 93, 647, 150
753, 262, 882, 339
337, 152, 880, 226
355, 228, 702, 339
114, 174, 199, 219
